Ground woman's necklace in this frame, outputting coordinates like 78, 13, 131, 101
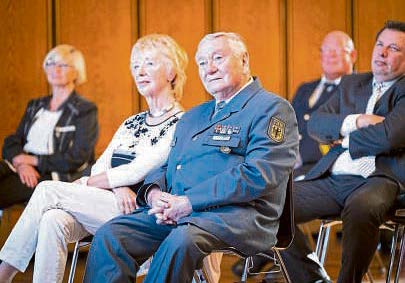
147, 102, 175, 118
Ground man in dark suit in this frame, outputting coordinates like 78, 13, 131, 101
293, 30, 357, 178
281, 20, 405, 283
236, 30, 357, 278
82, 32, 299, 283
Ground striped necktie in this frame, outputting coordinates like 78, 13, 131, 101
308, 82, 336, 108
356, 82, 385, 177
366, 82, 384, 114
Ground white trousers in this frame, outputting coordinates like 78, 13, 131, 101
0, 180, 121, 283
0, 180, 223, 283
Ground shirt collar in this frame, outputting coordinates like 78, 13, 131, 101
372, 77, 397, 91
321, 75, 341, 85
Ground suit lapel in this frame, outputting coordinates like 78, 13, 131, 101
355, 77, 373, 113
374, 75, 405, 114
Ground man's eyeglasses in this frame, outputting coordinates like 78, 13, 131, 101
320, 47, 351, 55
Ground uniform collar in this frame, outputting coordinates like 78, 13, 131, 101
215, 77, 254, 106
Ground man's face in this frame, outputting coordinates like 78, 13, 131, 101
372, 28, 405, 82
196, 37, 248, 100
320, 33, 355, 80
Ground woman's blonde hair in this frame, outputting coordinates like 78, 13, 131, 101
43, 44, 87, 85
131, 34, 188, 100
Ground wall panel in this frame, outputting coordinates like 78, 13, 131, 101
213, 0, 286, 98
287, 0, 351, 99
0, 0, 50, 151
56, 0, 134, 155
2, 0, 405, 158
354, 0, 405, 72
139, 0, 210, 110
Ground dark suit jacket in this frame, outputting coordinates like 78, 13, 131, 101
138, 78, 299, 254
292, 79, 338, 174
306, 73, 405, 192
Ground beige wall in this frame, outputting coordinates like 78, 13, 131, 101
1, 0, 404, 155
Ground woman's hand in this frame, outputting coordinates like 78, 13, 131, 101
16, 164, 40, 189
112, 187, 137, 214
12, 154, 38, 168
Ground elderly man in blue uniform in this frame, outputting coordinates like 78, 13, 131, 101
279, 20, 405, 283
235, 30, 358, 279
83, 32, 298, 283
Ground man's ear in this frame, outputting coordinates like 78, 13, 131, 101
241, 52, 250, 74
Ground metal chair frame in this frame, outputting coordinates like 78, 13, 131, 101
194, 172, 295, 283
315, 207, 405, 283
67, 235, 93, 283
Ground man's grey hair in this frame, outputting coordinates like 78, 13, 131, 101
196, 32, 249, 59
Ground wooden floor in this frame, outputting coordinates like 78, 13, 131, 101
6, 224, 405, 283
1, 207, 404, 282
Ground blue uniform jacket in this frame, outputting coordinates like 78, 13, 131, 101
306, 73, 405, 192
139, 78, 299, 254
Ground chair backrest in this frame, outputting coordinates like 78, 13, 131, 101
275, 172, 295, 249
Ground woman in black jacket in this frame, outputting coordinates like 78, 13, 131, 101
0, 44, 98, 208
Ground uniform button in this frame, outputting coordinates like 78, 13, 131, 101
192, 136, 198, 141
304, 114, 310, 121
176, 164, 182, 170
298, 134, 302, 141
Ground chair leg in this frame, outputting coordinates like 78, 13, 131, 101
240, 257, 249, 283
273, 248, 291, 283
386, 224, 401, 283
394, 225, 405, 283
315, 221, 332, 265
67, 241, 80, 283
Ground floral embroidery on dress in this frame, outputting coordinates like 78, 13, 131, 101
123, 112, 180, 148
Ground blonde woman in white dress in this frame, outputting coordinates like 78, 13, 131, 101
0, 34, 187, 283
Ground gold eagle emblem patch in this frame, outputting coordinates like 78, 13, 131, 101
268, 117, 285, 143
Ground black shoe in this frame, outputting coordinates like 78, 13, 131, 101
231, 255, 271, 277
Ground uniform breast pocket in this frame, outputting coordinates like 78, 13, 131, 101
203, 135, 242, 155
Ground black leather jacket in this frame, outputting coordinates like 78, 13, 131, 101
2, 91, 99, 182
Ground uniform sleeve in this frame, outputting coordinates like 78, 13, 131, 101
185, 99, 299, 211
36, 103, 99, 173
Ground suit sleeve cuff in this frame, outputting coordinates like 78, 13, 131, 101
136, 183, 160, 207
340, 114, 361, 136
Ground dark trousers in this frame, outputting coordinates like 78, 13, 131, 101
0, 160, 36, 208
281, 174, 398, 283
83, 209, 227, 283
